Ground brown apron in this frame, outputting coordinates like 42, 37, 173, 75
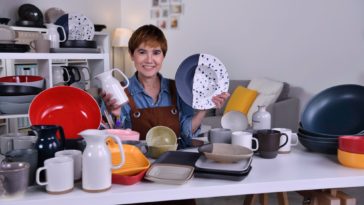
125, 80, 180, 140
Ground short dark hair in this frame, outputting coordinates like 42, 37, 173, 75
128, 24, 168, 56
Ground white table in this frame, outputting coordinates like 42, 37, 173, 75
2, 145, 364, 205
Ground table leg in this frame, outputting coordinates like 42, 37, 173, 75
277, 192, 289, 205
244, 194, 258, 205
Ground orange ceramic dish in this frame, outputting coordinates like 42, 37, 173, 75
337, 149, 364, 169
108, 143, 150, 175
339, 135, 364, 154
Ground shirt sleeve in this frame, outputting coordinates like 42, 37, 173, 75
177, 94, 201, 146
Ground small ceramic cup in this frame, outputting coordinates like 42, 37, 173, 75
231, 131, 259, 151
273, 128, 299, 153
208, 128, 232, 144
55, 150, 82, 181
254, 129, 288, 159
36, 156, 74, 194
5, 149, 38, 186
0, 162, 30, 198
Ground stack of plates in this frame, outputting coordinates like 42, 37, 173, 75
175, 53, 229, 110
0, 75, 44, 114
194, 155, 252, 181
299, 84, 364, 154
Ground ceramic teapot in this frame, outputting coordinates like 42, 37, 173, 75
44, 23, 66, 49
79, 129, 125, 192
94, 68, 130, 106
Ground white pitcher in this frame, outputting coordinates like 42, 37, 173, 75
94, 68, 130, 106
44, 23, 66, 49
79, 129, 125, 192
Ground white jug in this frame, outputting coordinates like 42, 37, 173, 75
94, 68, 130, 106
44, 23, 66, 49
79, 129, 125, 192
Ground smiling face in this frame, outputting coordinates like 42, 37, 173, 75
130, 42, 165, 79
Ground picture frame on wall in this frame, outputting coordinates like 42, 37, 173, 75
159, 0, 169, 6
161, 7, 169, 18
152, 0, 159, 7
151, 8, 161, 18
170, 4, 183, 14
170, 16, 179, 29
157, 19, 168, 29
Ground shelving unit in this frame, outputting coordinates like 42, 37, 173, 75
0, 27, 110, 131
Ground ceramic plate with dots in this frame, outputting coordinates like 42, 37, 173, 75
68, 13, 95, 40
192, 54, 229, 109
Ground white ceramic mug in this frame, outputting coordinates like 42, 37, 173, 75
55, 150, 82, 181
36, 156, 74, 194
13, 135, 37, 150
52, 66, 70, 85
273, 128, 298, 153
231, 131, 259, 151
30, 39, 51, 53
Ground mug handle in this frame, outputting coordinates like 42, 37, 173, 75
107, 134, 125, 170
81, 67, 91, 81
112, 68, 130, 89
36, 167, 48, 186
62, 67, 71, 83
30, 40, 36, 50
71, 67, 82, 82
291, 133, 299, 146
252, 137, 259, 151
279, 133, 289, 148
56, 25, 67, 42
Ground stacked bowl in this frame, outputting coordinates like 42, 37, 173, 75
298, 84, 364, 154
0, 75, 44, 114
338, 136, 364, 168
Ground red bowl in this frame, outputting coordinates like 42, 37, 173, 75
112, 168, 147, 185
0, 75, 44, 88
339, 135, 364, 154
29, 86, 101, 139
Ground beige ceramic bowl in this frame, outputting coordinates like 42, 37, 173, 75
198, 143, 253, 163
146, 126, 177, 146
147, 144, 178, 159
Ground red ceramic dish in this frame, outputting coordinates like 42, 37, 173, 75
339, 135, 364, 154
112, 168, 147, 185
0, 75, 44, 88
29, 86, 101, 139
0, 75, 43, 83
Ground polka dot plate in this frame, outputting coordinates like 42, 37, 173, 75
175, 53, 229, 109
55, 13, 95, 41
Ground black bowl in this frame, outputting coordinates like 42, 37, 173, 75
18, 4, 44, 23
60, 40, 97, 48
15, 20, 44, 28
0, 85, 43, 96
94, 24, 106, 32
0, 18, 10, 25
297, 133, 338, 155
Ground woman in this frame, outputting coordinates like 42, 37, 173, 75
102, 24, 229, 148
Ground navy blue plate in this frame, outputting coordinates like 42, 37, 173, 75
55, 14, 69, 41
175, 54, 199, 107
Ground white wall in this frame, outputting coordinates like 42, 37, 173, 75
120, 0, 364, 112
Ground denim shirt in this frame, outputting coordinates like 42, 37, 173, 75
109, 73, 200, 148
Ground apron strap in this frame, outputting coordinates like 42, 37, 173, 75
168, 80, 178, 107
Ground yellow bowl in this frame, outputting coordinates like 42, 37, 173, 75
338, 149, 364, 169
146, 126, 177, 146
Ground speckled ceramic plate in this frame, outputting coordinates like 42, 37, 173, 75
192, 54, 229, 109
175, 53, 229, 109
55, 13, 95, 41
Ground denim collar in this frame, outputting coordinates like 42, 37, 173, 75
128, 72, 170, 96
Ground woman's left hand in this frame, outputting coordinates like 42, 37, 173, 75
212, 92, 230, 109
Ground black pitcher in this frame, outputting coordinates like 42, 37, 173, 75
31, 125, 66, 168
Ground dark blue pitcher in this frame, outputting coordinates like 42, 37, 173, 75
31, 125, 65, 167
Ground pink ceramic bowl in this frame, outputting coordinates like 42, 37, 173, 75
106, 129, 140, 141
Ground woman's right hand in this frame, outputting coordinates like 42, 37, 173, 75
100, 90, 122, 116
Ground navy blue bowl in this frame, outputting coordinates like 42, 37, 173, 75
298, 133, 338, 155
301, 84, 364, 135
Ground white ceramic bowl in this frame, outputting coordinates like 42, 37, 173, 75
221, 111, 248, 131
